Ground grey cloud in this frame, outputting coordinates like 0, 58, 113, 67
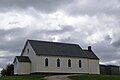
0, 25, 75, 53
111, 40, 120, 49
0, 57, 13, 68
91, 37, 120, 66
0, 28, 27, 53
0, 0, 73, 13
93, 41, 116, 59
64, 0, 120, 16
41, 25, 75, 34
108, 27, 120, 48
104, 35, 112, 42
111, 40, 120, 48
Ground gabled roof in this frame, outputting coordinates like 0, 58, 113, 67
15, 56, 31, 62
83, 50, 99, 60
28, 40, 88, 58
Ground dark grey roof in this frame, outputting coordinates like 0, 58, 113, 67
83, 50, 99, 60
28, 40, 88, 58
100, 64, 119, 67
16, 56, 31, 62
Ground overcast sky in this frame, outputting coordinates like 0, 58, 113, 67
0, 0, 120, 70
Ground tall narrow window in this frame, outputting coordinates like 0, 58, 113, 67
45, 58, 48, 67
79, 60, 81, 68
27, 49, 29, 54
57, 58, 60, 67
68, 59, 71, 67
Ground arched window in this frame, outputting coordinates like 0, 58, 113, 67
45, 58, 48, 67
79, 60, 81, 68
57, 58, 60, 67
68, 59, 71, 67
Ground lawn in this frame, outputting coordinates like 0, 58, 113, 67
69, 74, 120, 80
0, 75, 45, 80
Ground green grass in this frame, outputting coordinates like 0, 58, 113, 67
69, 74, 120, 80
1, 74, 120, 80
0, 75, 45, 80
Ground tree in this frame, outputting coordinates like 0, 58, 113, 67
1, 68, 6, 76
1, 64, 14, 76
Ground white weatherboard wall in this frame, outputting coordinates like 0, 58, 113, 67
88, 59, 100, 74
17, 62, 31, 75
14, 59, 31, 75
22, 42, 37, 73
14, 59, 19, 75
36, 56, 89, 73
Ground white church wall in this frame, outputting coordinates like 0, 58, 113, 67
88, 59, 100, 74
36, 55, 89, 73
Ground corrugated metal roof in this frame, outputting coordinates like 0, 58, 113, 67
28, 40, 88, 58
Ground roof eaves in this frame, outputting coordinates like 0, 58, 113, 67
36, 54, 88, 58
83, 49, 100, 60
16, 56, 31, 63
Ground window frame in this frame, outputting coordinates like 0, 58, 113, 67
45, 58, 48, 67
79, 60, 82, 68
68, 59, 71, 67
57, 58, 60, 67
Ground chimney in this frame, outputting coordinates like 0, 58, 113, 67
88, 46, 92, 51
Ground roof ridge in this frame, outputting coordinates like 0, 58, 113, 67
28, 39, 79, 46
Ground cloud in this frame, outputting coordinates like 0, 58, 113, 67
0, 0, 73, 13
64, 0, 120, 16
109, 27, 120, 47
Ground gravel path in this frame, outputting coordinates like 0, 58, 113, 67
44, 75, 71, 80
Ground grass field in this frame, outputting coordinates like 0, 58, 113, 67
0, 74, 120, 80
69, 74, 120, 80
0, 75, 45, 80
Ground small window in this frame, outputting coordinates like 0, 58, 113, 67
14, 58, 17, 65
68, 59, 71, 67
45, 58, 48, 67
79, 60, 81, 68
57, 58, 60, 67
27, 49, 29, 54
